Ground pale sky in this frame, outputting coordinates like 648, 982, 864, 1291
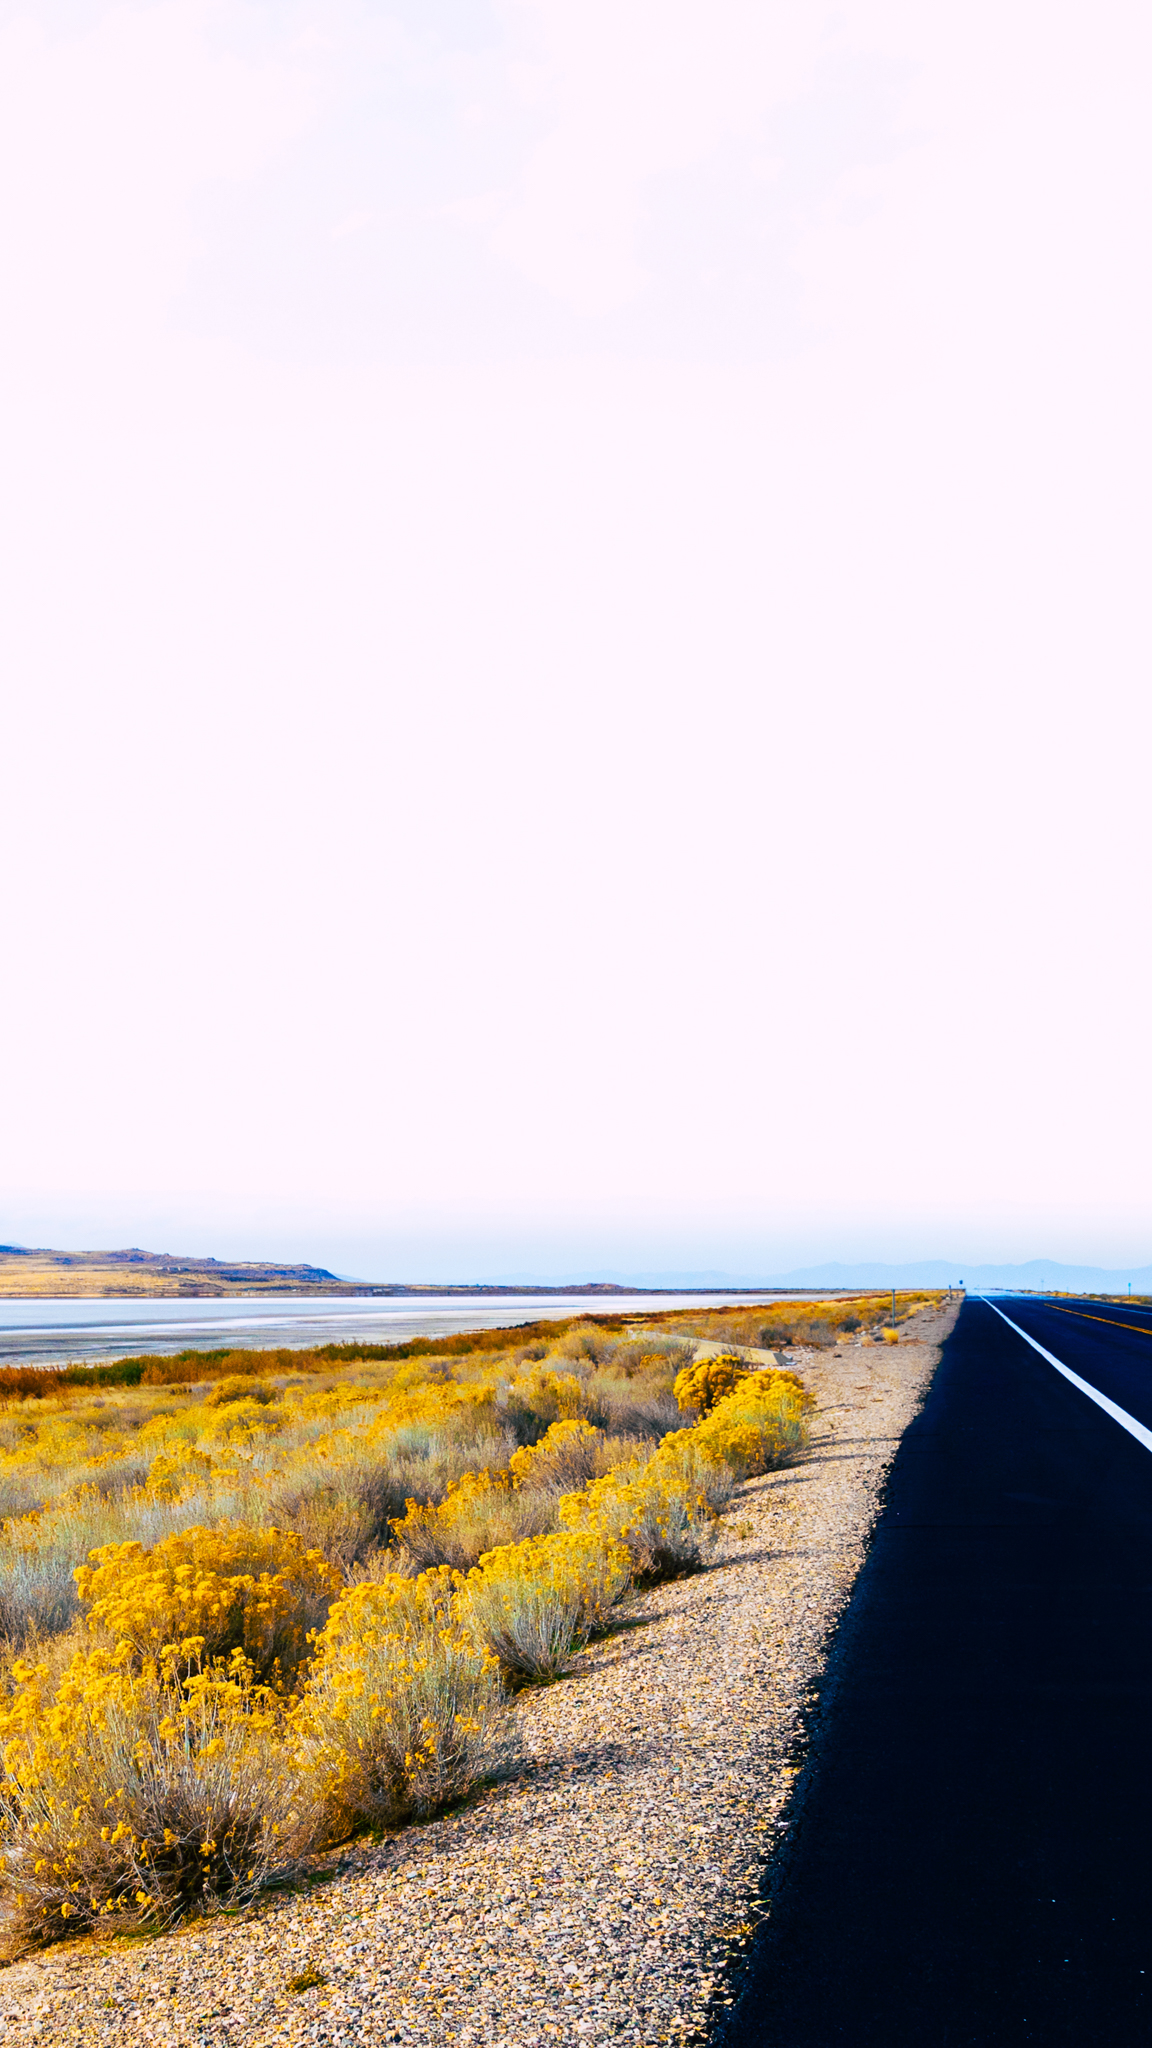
2, 1, 1150, 1281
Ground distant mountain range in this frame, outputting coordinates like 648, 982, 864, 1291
771, 1259, 1152, 1291
4, 1245, 1146, 1302
478, 1259, 1152, 1292
476, 1269, 770, 1289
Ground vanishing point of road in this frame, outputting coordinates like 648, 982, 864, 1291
727, 1294, 1152, 2045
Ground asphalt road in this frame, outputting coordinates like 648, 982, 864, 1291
726, 1294, 1152, 2046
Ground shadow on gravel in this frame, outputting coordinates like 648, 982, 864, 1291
706, 1545, 782, 1574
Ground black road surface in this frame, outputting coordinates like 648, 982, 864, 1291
727, 1295, 1152, 2046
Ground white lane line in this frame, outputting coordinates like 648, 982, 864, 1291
981, 1297, 1152, 1455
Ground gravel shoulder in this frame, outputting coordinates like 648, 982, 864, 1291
0, 1302, 958, 2048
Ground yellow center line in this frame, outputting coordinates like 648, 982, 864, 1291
1039, 1302, 1152, 1339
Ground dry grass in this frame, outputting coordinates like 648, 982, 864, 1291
660, 1290, 947, 1352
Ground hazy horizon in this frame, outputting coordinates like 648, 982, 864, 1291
4, 1235, 1151, 1297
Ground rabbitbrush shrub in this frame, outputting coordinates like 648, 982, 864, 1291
74, 1524, 343, 1690
672, 1354, 754, 1416
647, 1432, 739, 1516
693, 1375, 810, 1478
506, 1418, 655, 1495
508, 1419, 606, 1493
390, 1470, 555, 1573
0, 1641, 312, 1943
673, 1355, 811, 1418
295, 1572, 511, 1837
558, 1458, 723, 1581
456, 1528, 631, 1681
0, 1490, 259, 1646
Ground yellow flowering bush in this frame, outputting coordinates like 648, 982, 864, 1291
133, 1409, 201, 1450
693, 1375, 810, 1477
390, 1470, 553, 1573
74, 1525, 343, 1688
358, 1377, 503, 1439
294, 1572, 510, 1836
646, 1431, 738, 1515
0, 1639, 312, 1941
558, 1457, 722, 1581
507, 1418, 605, 1492
672, 1355, 754, 1416
673, 1354, 812, 1417
147, 1446, 215, 1499
200, 1398, 284, 1451
203, 1377, 279, 1410
500, 1369, 588, 1437
456, 1528, 630, 1681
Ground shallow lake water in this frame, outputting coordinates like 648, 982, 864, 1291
0, 1293, 787, 1367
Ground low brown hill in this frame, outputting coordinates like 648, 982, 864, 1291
0, 1245, 354, 1298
